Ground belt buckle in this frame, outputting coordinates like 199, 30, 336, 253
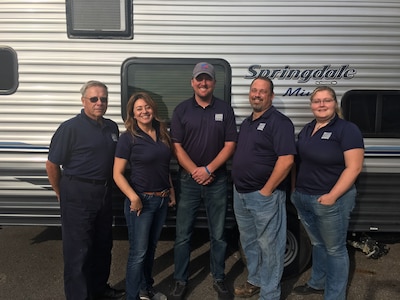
160, 189, 169, 197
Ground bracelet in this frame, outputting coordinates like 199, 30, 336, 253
204, 166, 211, 175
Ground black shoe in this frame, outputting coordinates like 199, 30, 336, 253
170, 281, 187, 300
293, 284, 324, 295
95, 284, 126, 300
147, 287, 167, 300
213, 280, 233, 300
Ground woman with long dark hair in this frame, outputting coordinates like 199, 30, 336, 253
114, 92, 175, 300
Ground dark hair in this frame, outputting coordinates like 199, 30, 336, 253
250, 76, 274, 94
125, 92, 172, 148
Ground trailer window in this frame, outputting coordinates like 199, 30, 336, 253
120, 58, 232, 124
341, 90, 400, 138
66, 0, 133, 39
0, 46, 18, 95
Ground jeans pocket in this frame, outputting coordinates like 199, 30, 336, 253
257, 190, 273, 199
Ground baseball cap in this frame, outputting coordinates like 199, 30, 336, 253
192, 62, 215, 80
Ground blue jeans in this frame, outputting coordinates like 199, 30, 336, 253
233, 188, 286, 300
174, 170, 228, 282
124, 194, 168, 300
291, 187, 356, 300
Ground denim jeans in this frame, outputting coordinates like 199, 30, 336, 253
233, 188, 286, 300
291, 187, 356, 300
174, 170, 228, 282
124, 194, 168, 300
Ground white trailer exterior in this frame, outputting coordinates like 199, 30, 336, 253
1, 0, 400, 275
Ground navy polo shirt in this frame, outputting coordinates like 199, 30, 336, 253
170, 95, 237, 167
295, 114, 364, 195
232, 106, 296, 193
115, 128, 172, 193
48, 109, 119, 179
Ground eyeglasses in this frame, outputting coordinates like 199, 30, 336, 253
311, 98, 334, 105
85, 96, 108, 103
250, 88, 269, 96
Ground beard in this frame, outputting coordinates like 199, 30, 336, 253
251, 102, 264, 112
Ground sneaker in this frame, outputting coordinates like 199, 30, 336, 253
170, 281, 187, 300
139, 290, 151, 300
147, 287, 167, 300
293, 284, 324, 295
213, 280, 232, 300
233, 281, 260, 298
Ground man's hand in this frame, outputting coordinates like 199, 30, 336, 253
191, 166, 215, 185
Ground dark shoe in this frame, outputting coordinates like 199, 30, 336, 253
170, 281, 187, 300
95, 284, 126, 300
213, 280, 233, 300
233, 281, 260, 298
139, 290, 151, 300
147, 287, 167, 300
293, 284, 324, 295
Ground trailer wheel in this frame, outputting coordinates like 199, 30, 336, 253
238, 211, 311, 279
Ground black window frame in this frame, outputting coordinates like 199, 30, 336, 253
0, 46, 18, 95
341, 90, 400, 138
120, 57, 232, 125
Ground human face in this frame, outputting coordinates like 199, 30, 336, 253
310, 90, 337, 121
249, 78, 274, 114
81, 86, 108, 121
133, 98, 154, 128
191, 73, 215, 101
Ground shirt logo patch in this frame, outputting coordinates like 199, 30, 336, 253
111, 133, 118, 142
257, 123, 266, 131
321, 132, 332, 139
215, 113, 223, 122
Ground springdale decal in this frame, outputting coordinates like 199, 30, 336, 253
245, 64, 357, 96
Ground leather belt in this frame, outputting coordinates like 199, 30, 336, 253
142, 189, 170, 197
67, 175, 108, 186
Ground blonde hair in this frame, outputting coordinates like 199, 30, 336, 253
310, 86, 343, 118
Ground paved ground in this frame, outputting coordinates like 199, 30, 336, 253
0, 226, 399, 300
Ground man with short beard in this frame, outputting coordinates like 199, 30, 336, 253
231, 77, 296, 300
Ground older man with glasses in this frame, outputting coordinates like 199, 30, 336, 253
46, 80, 125, 300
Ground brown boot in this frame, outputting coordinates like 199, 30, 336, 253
234, 282, 260, 298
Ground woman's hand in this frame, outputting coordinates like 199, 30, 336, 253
130, 196, 143, 216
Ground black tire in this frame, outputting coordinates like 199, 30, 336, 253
237, 210, 311, 279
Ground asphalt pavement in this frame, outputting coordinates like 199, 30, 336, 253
0, 226, 399, 300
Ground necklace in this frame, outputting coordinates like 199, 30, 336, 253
312, 117, 333, 135
314, 122, 329, 131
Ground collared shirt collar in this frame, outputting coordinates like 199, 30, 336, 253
191, 95, 216, 108
246, 105, 277, 122
309, 113, 339, 128
80, 108, 105, 127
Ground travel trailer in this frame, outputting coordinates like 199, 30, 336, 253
1, 0, 399, 277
